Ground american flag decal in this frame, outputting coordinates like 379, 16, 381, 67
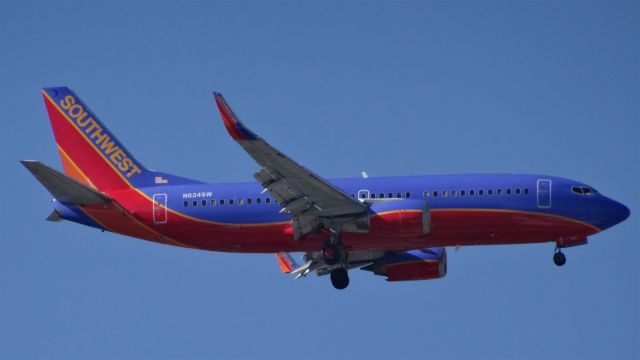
154, 176, 168, 184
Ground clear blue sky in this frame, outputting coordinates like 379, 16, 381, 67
1, 1, 638, 359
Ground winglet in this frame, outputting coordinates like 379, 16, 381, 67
213, 92, 258, 141
275, 252, 297, 273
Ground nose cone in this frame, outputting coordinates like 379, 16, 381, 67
599, 198, 630, 230
613, 200, 631, 224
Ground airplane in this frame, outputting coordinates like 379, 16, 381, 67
22, 87, 630, 290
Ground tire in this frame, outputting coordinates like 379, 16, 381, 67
553, 251, 566, 267
330, 268, 349, 290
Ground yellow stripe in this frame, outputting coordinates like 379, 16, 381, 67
55, 131, 191, 247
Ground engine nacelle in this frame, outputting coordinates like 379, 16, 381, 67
362, 247, 447, 281
368, 199, 430, 237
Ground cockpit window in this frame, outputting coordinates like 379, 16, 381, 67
572, 186, 596, 195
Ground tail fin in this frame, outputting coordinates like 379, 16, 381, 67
42, 87, 200, 191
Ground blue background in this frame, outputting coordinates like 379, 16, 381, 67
1, 1, 638, 359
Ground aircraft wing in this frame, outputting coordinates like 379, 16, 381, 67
213, 93, 368, 239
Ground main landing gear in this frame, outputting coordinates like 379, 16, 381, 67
322, 229, 342, 265
553, 248, 567, 267
323, 229, 349, 289
322, 243, 340, 265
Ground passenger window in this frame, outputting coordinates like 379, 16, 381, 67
266, 198, 271, 204
442, 190, 448, 198
238, 199, 244, 205
470, 190, 475, 196
506, 189, 512, 195
405, 192, 411, 198
379, 193, 384, 198
451, 190, 457, 197
488, 189, 493, 195
359, 193, 367, 199
183, 201, 189, 207
388, 192, 393, 198
515, 188, 521, 195
229, 199, 234, 205
424, 191, 430, 198
192, 200, 198, 207
211, 199, 216, 206
371, 193, 376, 199
524, 188, 529, 195
396, 192, 401, 198
256, 198, 261, 204
247, 198, 252, 205
433, 191, 438, 197
497, 189, 502, 195
460, 190, 465, 196
479, 189, 484, 196
202, 200, 207, 206
220, 199, 225, 205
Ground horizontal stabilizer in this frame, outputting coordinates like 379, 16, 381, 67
20, 160, 112, 205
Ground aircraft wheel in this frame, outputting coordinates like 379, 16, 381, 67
330, 268, 349, 290
322, 243, 340, 265
553, 250, 566, 267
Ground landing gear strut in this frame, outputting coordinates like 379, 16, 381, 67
330, 268, 349, 290
322, 243, 340, 265
553, 248, 566, 267
322, 230, 342, 265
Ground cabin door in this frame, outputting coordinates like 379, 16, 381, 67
153, 193, 168, 224
536, 179, 552, 208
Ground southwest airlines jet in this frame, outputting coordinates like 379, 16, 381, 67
22, 87, 630, 290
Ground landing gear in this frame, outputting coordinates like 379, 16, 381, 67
322, 243, 340, 265
330, 268, 349, 290
553, 248, 566, 267
322, 230, 342, 265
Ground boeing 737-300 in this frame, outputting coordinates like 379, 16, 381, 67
22, 87, 630, 289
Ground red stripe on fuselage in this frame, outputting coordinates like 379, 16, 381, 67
94, 205, 598, 253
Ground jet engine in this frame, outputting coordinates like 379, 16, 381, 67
362, 247, 447, 281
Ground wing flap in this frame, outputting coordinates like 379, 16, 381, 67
21, 160, 112, 205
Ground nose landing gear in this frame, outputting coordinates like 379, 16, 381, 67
553, 248, 566, 267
